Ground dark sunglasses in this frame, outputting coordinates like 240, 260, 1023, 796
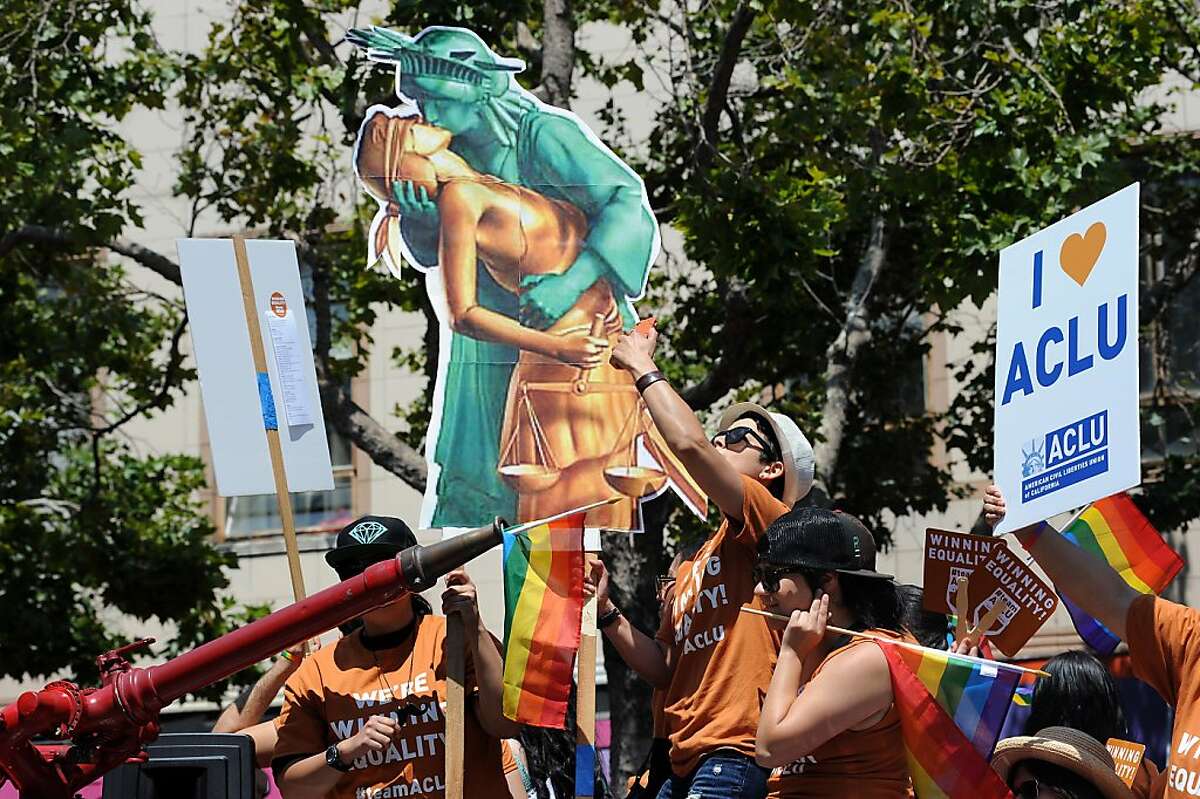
711, 426, 778, 459
656, 575, 675, 594
1013, 779, 1062, 799
753, 563, 798, 593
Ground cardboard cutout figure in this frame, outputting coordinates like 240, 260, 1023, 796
350, 26, 704, 530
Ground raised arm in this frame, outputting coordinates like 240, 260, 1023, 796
984, 486, 1139, 639
586, 557, 672, 688
212, 642, 306, 733
756, 596, 893, 767
442, 568, 522, 739
610, 328, 747, 519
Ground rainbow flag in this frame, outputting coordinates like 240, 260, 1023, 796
879, 641, 1020, 798
501, 512, 585, 728
1058, 494, 1183, 655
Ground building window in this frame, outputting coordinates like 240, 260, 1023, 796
224, 429, 356, 537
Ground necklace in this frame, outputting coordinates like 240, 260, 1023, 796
363, 614, 425, 723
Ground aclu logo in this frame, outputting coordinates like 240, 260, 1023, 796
1019, 410, 1109, 502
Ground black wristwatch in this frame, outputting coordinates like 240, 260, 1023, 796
326, 743, 351, 772
597, 605, 622, 629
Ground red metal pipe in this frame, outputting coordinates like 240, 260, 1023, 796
0, 519, 504, 798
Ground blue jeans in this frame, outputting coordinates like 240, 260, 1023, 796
655, 752, 769, 799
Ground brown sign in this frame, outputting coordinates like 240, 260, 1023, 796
922, 528, 1002, 615
966, 541, 1058, 656
1106, 738, 1145, 787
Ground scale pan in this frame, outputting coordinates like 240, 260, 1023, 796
604, 465, 667, 497
499, 464, 561, 493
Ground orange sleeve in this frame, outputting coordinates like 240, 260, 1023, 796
271, 660, 329, 774
655, 602, 674, 648
731, 474, 790, 548
1126, 594, 1200, 706
501, 739, 518, 774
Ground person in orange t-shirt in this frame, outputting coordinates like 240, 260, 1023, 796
752, 507, 913, 798
983, 486, 1192, 799
586, 325, 815, 799
271, 514, 519, 799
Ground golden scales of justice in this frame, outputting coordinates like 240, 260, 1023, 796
497, 314, 669, 499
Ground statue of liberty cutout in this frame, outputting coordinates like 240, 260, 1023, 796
350, 26, 704, 531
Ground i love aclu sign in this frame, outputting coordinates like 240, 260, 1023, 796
993, 183, 1141, 534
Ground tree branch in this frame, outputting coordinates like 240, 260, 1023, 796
812, 213, 888, 496
0, 225, 182, 285
679, 277, 755, 409
534, 0, 576, 109
1143, 229, 1200, 327
319, 377, 427, 490
694, 1, 756, 172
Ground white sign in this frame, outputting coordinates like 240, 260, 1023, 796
178, 238, 334, 496
992, 184, 1141, 533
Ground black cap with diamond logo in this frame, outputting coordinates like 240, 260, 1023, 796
325, 514, 418, 576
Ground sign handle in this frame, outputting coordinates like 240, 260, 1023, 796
445, 613, 466, 799
232, 235, 307, 603
954, 576, 969, 642
575, 587, 597, 798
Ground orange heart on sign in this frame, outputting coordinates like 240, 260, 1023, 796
1059, 221, 1106, 286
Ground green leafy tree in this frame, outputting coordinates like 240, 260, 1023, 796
0, 0, 266, 693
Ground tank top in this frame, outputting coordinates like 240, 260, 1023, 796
767, 629, 914, 798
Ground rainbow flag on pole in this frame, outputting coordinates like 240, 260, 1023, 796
878, 641, 1020, 798
501, 512, 585, 728
1058, 494, 1183, 655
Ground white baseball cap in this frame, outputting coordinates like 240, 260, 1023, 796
718, 402, 815, 505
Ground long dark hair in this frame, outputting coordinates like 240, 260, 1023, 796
1024, 651, 1127, 741
518, 681, 611, 798
897, 583, 951, 649
794, 568, 904, 634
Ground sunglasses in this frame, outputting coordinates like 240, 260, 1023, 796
711, 426, 778, 459
1013, 779, 1066, 799
753, 563, 798, 593
656, 575, 675, 595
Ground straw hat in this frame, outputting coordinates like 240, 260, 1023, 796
718, 402, 815, 505
991, 726, 1133, 799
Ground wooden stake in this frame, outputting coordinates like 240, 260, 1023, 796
445, 613, 466, 799
232, 235, 307, 603
739, 605, 1051, 678
954, 576, 969, 642
575, 589, 597, 799
966, 599, 1010, 648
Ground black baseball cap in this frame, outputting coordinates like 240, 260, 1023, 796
758, 507, 893, 580
326, 514, 418, 575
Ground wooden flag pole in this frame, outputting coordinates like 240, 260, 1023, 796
445, 613, 466, 799
232, 235, 307, 603
954, 576, 969, 642
575, 585, 598, 799
739, 605, 1051, 678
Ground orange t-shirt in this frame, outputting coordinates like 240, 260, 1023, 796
655, 475, 789, 776
271, 614, 507, 799
767, 632, 913, 797
1127, 595, 1200, 799
650, 688, 666, 738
